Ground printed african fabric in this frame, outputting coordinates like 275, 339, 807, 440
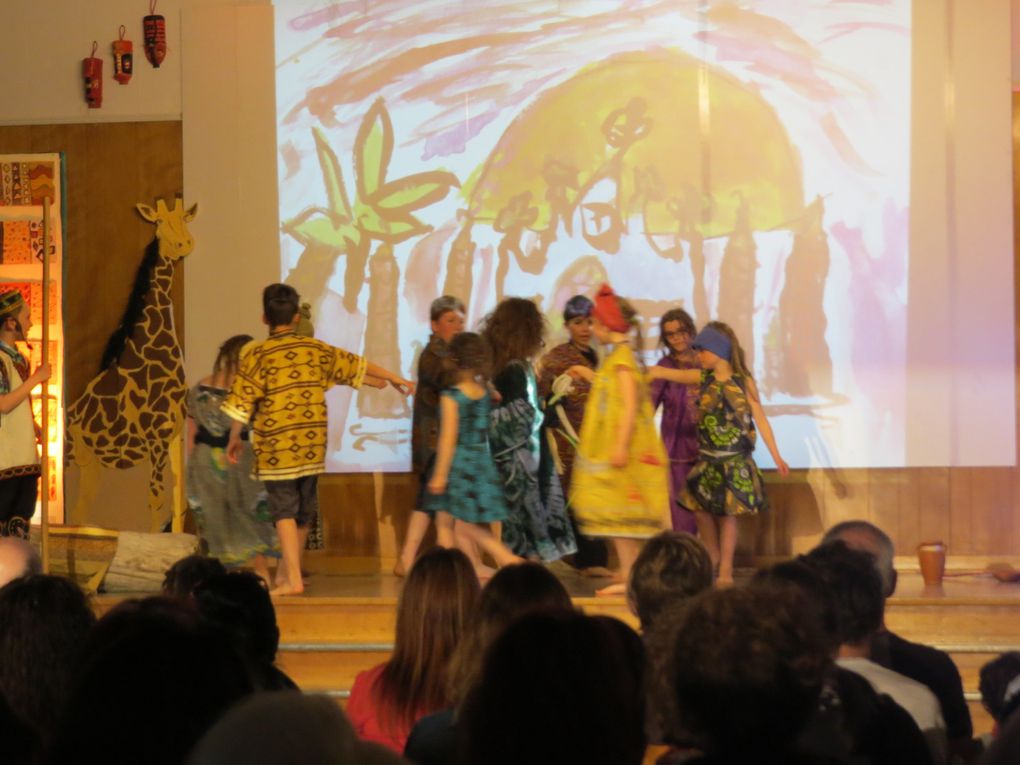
222, 332, 367, 479
490, 361, 576, 560
570, 344, 668, 538
679, 370, 769, 517
187, 384, 279, 565
423, 388, 508, 523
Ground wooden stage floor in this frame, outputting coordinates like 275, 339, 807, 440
95, 567, 1020, 736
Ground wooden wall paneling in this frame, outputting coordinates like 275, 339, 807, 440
867, 468, 902, 545
896, 468, 922, 553
916, 467, 951, 551
967, 468, 1013, 555
947, 468, 973, 554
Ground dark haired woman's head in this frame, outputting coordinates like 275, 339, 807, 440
460, 612, 646, 765
659, 308, 696, 357
212, 334, 253, 378
262, 283, 300, 328
668, 587, 829, 757
374, 547, 479, 733
49, 596, 253, 765
980, 652, 1020, 724
162, 554, 227, 598
447, 562, 573, 705
192, 571, 283, 688
480, 297, 546, 373
0, 575, 95, 741
628, 531, 713, 629
448, 332, 492, 381
802, 541, 884, 647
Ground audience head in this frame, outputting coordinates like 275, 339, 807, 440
981, 652, 1020, 727
187, 692, 406, 765
448, 561, 573, 705
803, 541, 885, 649
752, 557, 840, 655
628, 531, 713, 629
192, 571, 283, 689
0, 537, 40, 588
667, 586, 830, 758
461, 612, 646, 765
374, 547, 479, 733
0, 575, 95, 740
49, 596, 253, 765
162, 554, 227, 598
821, 520, 897, 598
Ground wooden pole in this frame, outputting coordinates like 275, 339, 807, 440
40, 198, 51, 573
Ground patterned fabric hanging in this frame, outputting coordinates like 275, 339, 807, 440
112, 25, 133, 84
143, 0, 167, 68
82, 41, 102, 108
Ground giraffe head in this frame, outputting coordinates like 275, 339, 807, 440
136, 198, 199, 260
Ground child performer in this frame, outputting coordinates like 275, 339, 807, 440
0, 290, 49, 538
570, 285, 669, 596
537, 295, 610, 575
648, 321, 789, 585
224, 284, 414, 595
648, 308, 700, 535
425, 332, 520, 568
482, 298, 575, 562
186, 334, 279, 584
398, 296, 465, 576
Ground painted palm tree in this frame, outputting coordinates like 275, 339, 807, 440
283, 98, 459, 418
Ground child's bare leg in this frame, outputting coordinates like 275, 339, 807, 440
251, 553, 271, 588
397, 510, 432, 575
596, 537, 642, 596
694, 512, 720, 569
457, 522, 522, 568
454, 520, 495, 579
272, 518, 304, 596
717, 516, 738, 586
276, 523, 311, 587
435, 512, 456, 549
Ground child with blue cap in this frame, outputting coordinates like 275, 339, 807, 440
649, 321, 788, 585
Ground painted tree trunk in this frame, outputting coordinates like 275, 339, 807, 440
442, 225, 476, 313
717, 202, 757, 375
358, 243, 408, 418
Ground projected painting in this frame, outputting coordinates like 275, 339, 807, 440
276, 1, 910, 472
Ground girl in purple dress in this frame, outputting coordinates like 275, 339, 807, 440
649, 308, 700, 534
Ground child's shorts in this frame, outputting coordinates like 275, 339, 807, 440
264, 475, 319, 527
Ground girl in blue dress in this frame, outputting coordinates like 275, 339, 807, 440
425, 332, 521, 570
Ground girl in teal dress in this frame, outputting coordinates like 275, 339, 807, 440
425, 333, 521, 569
649, 321, 788, 585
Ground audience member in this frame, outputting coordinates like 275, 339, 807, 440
0, 691, 38, 765
405, 562, 573, 765
0, 574, 95, 742
822, 520, 973, 756
805, 541, 947, 764
192, 570, 297, 691
663, 586, 830, 764
187, 692, 408, 765
0, 537, 39, 587
754, 560, 934, 765
48, 596, 253, 765
347, 548, 479, 753
627, 530, 713, 632
162, 554, 227, 598
980, 652, 1020, 736
459, 611, 646, 765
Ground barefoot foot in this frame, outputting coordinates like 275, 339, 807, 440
270, 583, 305, 597
595, 582, 627, 597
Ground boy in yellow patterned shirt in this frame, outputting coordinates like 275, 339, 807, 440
224, 284, 413, 595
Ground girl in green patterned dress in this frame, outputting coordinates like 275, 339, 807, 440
648, 321, 788, 585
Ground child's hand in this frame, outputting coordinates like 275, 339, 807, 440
389, 376, 415, 396
427, 475, 447, 495
30, 363, 51, 384
774, 457, 790, 477
609, 448, 628, 468
226, 437, 243, 465
567, 365, 594, 382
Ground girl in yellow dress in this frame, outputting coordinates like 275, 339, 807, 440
569, 284, 670, 596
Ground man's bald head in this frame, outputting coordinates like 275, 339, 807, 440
821, 520, 897, 598
0, 537, 41, 588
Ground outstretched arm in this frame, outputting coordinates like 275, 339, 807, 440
647, 366, 700, 385
364, 360, 415, 396
746, 378, 789, 476
428, 394, 458, 495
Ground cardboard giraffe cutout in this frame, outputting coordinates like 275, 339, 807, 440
66, 198, 197, 531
